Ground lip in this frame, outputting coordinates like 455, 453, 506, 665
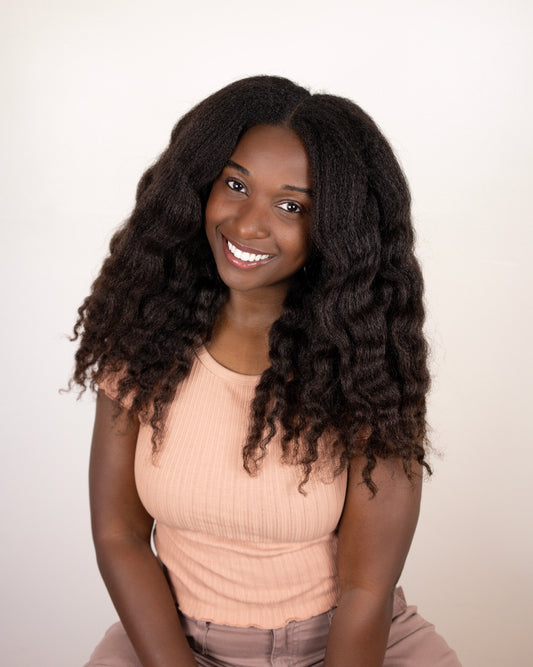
221, 234, 275, 270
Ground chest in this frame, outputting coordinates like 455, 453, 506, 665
134, 361, 347, 544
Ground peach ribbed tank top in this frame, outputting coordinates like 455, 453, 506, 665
105, 346, 348, 628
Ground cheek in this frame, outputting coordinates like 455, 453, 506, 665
204, 195, 214, 226
204, 197, 219, 239
288, 225, 311, 262
204, 189, 228, 233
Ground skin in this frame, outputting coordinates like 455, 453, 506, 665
89, 123, 422, 666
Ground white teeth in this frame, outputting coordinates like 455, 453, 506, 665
227, 240, 271, 263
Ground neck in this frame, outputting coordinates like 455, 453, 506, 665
222, 288, 286, 334
204, 288, 287, 375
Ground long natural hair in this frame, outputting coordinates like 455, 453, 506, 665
72, 75, 431, 493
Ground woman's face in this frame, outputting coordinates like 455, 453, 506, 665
205, 124, 312, 299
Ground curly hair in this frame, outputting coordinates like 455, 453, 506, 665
72, 75, 430, 494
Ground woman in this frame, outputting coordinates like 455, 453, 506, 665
73, 76, 460, 666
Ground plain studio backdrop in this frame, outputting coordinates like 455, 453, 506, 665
1, 1, 531, 665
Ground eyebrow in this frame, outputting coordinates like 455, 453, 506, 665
226, 159, 313, 197
227, 159, 249, 176
281, 184, 313, 196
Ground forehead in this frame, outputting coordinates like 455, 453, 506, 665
230, 125, 311, 187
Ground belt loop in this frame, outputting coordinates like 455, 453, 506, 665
270, 627, 276, 664
202, 620, 211, 656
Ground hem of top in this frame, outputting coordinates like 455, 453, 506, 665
178, 604, 337, 629
195, 345, 263, 386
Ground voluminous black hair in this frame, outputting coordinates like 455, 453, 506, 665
72, 75, 430, 493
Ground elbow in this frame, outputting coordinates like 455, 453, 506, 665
92, 530, 152, 564
338, 580, 396, 614
90, 512, 154, 551
92, 531, 155, 585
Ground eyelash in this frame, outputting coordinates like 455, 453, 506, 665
224, 178, 306, 215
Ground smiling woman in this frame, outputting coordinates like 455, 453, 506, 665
71, 76, 461, 666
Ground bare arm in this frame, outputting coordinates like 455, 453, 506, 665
324, 456, 422, 667
90, 390, 197, 667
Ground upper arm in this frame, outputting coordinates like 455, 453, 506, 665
89, 390, 154, 546
336, 456, 422, 597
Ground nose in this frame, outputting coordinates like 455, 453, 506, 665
231, 196, 270, 239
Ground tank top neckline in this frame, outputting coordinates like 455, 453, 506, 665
195, 345, 263, 386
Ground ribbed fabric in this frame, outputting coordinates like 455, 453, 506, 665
100, 347, 347, 629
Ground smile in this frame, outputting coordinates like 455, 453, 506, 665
222, 236, 275, 268
227, 239, 271, 262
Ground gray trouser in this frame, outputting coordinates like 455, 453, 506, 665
85, 588, 461, 666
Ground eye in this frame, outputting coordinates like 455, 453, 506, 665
278, 201, 305, 215
225, 178, 247, 194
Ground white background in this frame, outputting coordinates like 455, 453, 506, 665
2, 1, 532, 665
